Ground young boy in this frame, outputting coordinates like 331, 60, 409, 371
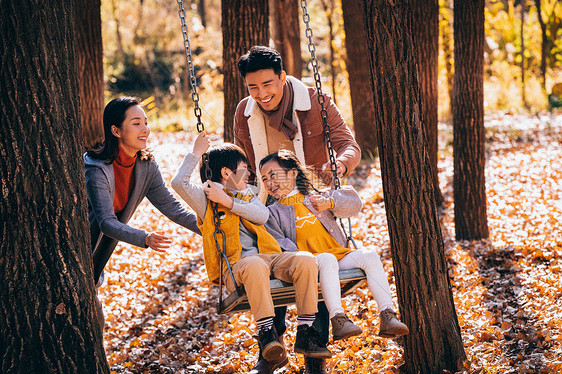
171, 132, 331, 366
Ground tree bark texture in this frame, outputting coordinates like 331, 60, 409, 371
0, 1, 109, 373
270, 0, 302, 79
222, 0, 269, 142
76, 0, 105, 150
452, 0, 489, 240
412, 0, 443, 205
341, 0, 378, 160
362, 1, 466, 373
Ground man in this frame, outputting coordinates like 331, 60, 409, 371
234, 45, 361, 374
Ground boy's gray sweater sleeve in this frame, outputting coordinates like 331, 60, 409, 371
171, 153, 208, 218
326, 186, 363, 218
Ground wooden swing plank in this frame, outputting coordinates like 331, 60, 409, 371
220, 268, 367, 314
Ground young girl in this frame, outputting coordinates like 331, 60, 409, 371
260, 150, 409, 341
85, 97, 200, 330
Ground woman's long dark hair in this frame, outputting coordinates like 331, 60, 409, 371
259, 150, 322, 195
86, 96, 153, 163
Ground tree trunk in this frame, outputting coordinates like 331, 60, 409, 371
452, 0, 489, 240
412, 0, 443, 206
440, 0, 454, 118
270, 0, 302, 79
111, 0, 125, 58
534, 0, 547, 93
362, 1, 466, 373
76, 0, 104, 150
199, 0, 207, 28
320, 0, 338, 104
222, 0, 269, 142
0, 1, 109, 373
520, 3, 528, 109
341, 0, 378, 160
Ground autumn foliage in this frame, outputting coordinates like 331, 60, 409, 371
100, 113, 561, 373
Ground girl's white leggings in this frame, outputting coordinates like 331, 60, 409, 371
316, 249, 394, 319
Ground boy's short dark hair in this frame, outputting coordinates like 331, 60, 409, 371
200, 143, 249, 183
237, 46, 283, 79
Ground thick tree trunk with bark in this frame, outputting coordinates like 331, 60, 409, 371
0, 1, 108, 373
222, 0, 269, 142
76, 0, 104, 149
341, 0, 378, 159
362, 1, 466, 373
270, 0, 302, 79
452, 0, 489, 240
412, 0, 443, 205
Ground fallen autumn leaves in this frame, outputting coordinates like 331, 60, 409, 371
100, 113, 561, 373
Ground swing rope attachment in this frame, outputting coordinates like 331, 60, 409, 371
300, 0, 358, 250
176, 0, 242, 313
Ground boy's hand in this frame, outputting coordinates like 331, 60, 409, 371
203, 181, 234, 209
145, 231, 171, 252
309, 195, 333, 212
193, 131, 210, 157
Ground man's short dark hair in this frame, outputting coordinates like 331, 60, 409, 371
200, 143, 249, 183
237, 46, 283, 79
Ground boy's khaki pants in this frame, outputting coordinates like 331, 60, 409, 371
224, 251, 319, 321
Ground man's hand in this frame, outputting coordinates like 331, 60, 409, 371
193, 131, 210, 158
321, 160, 347, 178
203, 181, 234, 209
145, 231, 172, 252
309, 194, 333, 212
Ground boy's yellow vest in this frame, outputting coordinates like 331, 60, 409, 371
198, 190, 282, 284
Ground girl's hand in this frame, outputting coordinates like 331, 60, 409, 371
203, 181, 234, 209
309, 195, 333, 212
145, 231, 172, 252
193, 131, 210, 157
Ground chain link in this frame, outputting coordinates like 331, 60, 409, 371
176, 0, 204, 133
176, 0, 241, 308
301, 0, 359, 248
300, 0, 340, 189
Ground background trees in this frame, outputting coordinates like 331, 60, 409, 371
0, 0, 108, 372
221, 0, 269, 142
452, 0, 490, 240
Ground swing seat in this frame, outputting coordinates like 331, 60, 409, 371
220, 268, 367, 314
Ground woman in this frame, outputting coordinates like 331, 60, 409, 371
85, 97, 199, 330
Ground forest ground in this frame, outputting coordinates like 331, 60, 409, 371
100, 112, 561, 374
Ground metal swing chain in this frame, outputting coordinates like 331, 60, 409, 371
176, 0, 242, 311
300, 0, 358, 249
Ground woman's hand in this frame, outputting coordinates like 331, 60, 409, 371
203, 181, 233, 209
309, 194, 333, 212
192, 131, 210, 158
145, 231, 172, 252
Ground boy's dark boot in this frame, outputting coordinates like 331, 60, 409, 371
257, 326, 285, 362
250, 335, 288, 374
304, 357, 328, 374
294, 325, 332, 359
